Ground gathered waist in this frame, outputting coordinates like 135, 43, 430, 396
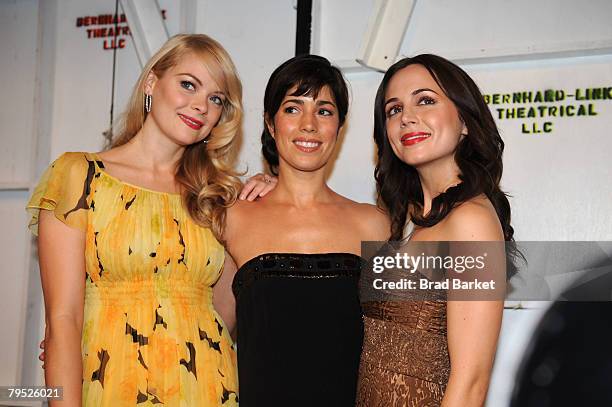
85, 280, 213, 305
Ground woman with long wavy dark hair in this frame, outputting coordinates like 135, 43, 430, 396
356, 54, 514, 406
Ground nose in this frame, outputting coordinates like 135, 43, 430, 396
300, 112, 317, 133
400, 106, 417, 127
191, 96, 209, 115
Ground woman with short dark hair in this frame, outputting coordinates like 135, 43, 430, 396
224, 54, 389, 406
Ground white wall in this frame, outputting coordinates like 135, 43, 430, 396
0, 0, 40, 392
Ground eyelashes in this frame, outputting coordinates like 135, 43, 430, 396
283, 106, 335, 116
180, 80, 224, 106
180, 80, 195, 91
209, 95, 224, 106
386, 96, 437, 117
417, 95, 436, 105
387, 105, 402, 117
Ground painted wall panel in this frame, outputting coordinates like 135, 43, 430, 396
0, 0, 39, 185
0, 190, 31, 385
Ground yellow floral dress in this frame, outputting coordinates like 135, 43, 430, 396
27, 152, 238, 406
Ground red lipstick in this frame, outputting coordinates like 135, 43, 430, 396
178, 114, 204, 130
401, 132, 430, 146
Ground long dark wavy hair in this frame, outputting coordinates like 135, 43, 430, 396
374, 54, 519, 270
261, 54, 349, 175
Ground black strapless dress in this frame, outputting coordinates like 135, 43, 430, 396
232, 253, 364, 406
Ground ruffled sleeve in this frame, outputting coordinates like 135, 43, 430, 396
26, 152, 94, 235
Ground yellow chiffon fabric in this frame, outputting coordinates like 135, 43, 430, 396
27, 152, 238, 406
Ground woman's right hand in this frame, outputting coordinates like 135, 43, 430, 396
239, 173, 278, 201
39, 339, 46, 368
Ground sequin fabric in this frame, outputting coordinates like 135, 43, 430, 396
232, 252, 363, 297
357, 299, 450, 406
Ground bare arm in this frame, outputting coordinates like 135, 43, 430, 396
212, 251, 238, 339
443, 300, 503, 407
38, 210, 86, 406
441, 201, 504, 407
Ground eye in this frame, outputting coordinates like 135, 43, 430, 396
180, 81, 195, 91
417, 95, 436, 105
318, 108, 334, 116
209, 95, 224, 106
386, 105, 402, 117
284, 106, 299, 114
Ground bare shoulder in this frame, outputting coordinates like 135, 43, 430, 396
226, 196, 271, 229
96, 146, 131, 166
358, 203, 391, 241
335, 196, 390, 241
443, 196, 503, 241
226, 198, 257, 225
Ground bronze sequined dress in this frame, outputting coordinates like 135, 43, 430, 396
356, 236, 450, 406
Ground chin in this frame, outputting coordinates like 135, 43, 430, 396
401, 154, 435, 168
288, 160, 327, 173
178, 132, 210, 146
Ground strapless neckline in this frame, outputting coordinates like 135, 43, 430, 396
239, 252, 362, 269
232, 252, 364, 297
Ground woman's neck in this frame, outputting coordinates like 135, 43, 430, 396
416, 158, 461, 215
270, 163, 334, 207
125, 121, 186, 174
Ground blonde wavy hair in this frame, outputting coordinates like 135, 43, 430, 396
112, 34, 243, 241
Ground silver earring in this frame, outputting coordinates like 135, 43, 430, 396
144, 94, 152, 113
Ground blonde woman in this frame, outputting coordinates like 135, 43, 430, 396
28, 34, 242, 406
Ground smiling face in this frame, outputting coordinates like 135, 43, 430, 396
267, 85, 341, 173
384, 64, 467, 168
144, 52, 226, 146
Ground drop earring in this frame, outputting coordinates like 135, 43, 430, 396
144, 94, 152, 113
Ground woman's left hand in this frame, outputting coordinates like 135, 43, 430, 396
239, 173, 278, 201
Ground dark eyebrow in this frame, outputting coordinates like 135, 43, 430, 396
384, 97, 399, 107
177, 73, 202, 86
282, 98, 336, 108
412, 88, 438, 96
316, 100, 336, 107
384, 88, 439, 106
